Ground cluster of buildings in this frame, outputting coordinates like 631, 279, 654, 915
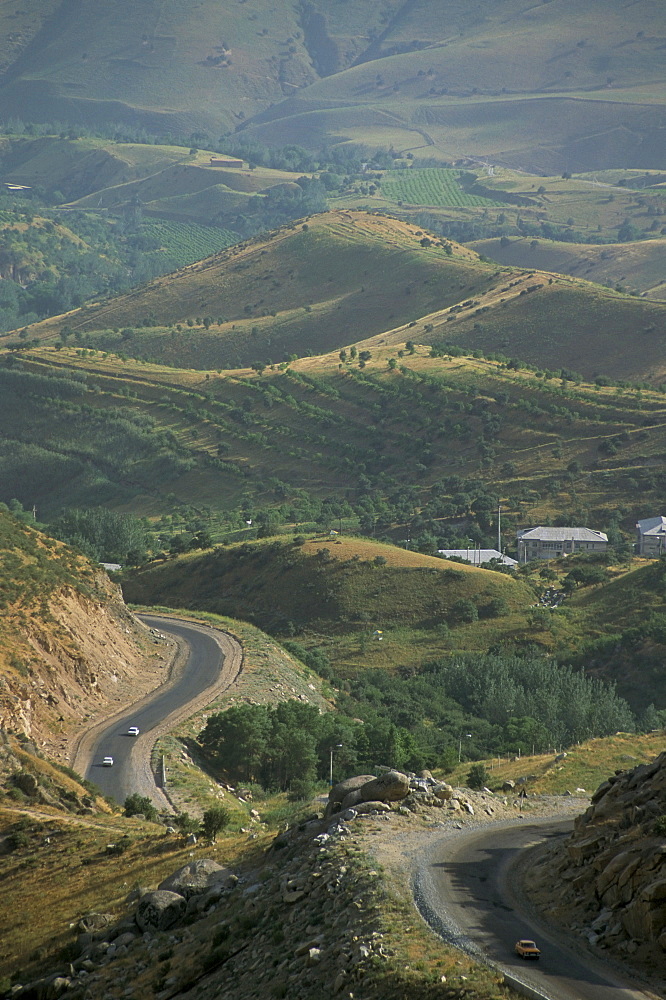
439, 517, 666, 567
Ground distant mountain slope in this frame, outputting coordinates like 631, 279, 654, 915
12, 210, 666, 382
0, 1, 662, 173
467, 236, 666, 300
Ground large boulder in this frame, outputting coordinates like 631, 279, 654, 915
158, 859, 232, 900
327, 770, 410, 816
136, 890, 186, 932
326, 775, 376, 816
358, 770, 410, 803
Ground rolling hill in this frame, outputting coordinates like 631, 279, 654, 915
467, 237, 666, 300
123, 534, 538, 675
3, 330, 666, 556
0, 1, 663, 175
9, 211, 666, 382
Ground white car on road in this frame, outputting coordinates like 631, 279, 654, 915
127, 726, 140, 736
102, 756, 114, 766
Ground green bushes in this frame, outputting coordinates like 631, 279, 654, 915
124, 793, 158, 822
466, 763, 490, 790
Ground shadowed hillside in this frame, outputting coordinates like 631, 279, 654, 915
8, 210, 666, 382
0, 1, 662, 174
467, 237, 666, 300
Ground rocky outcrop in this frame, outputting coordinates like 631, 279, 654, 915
136, 890, 187, 932
158, 859, 234, 900
531, 751, 666, 975
326, 770, 410, 817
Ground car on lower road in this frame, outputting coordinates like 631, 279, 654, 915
127, 726, 140, 736
102, 756, 114, 766
515, 939, 540, 959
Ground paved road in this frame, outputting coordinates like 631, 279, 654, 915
417, 818, 656, 1000
82, 616, 241, 806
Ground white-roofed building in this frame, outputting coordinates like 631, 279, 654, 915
636, 516, 666, 557
438, 548, 518, 568
516, 526, 608, 563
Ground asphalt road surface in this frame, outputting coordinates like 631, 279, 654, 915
83, 616, 240, 805
417, 817, 657, 1000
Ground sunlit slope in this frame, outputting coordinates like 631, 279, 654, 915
13, 210, 666, 381
0, 0, 662, 173
467, 237, 666, 301
123, 534, 536, 653
0, 136, 205, 201
5, 347, 666, 534
240, 0, 666, 171
21, 213, 488, 368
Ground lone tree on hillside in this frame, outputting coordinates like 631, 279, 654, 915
202, 805, 231, 843
467, 763, 490, 790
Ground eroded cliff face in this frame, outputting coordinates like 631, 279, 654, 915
532, 752, 666, 980
0, 513, 171, 760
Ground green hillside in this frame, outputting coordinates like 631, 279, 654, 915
3, 338, 666, 555
10, 210, 666, 382
124, 534, 538, 674
0, 1, 662, 175
467, 236, 666, 300
13, 212, 488, 368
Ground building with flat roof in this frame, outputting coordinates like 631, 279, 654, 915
517, 526, 608, 562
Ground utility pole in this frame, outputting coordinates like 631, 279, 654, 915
497, 503, 501, 552
329, 744, 342, 787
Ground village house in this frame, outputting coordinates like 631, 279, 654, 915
209, 156, 244, 168
438, 548, 518, 568
516, 526, 608, 563
635, 516, 666, 557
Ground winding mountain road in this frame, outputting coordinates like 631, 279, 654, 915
75, 616, 242, 807
416, 817, 658, 1000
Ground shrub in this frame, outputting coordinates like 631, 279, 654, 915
202, 806, 231, 842
467, 763, 489, 790
485, 596, 509, 618
124, 793, 158, 822
653, 815, 666, 837
287, 778, 317, 802
174, 812, 200, 836
451, 598, 479, 623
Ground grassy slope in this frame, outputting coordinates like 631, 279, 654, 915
0, 1, 661, 174
241, 1, 666, 172
446, 732, 666, 795
124, 538, 666, 703
4, 340, 666, 533
467, 236, 666, 299
123, 535, 538, 676
9, 210, 666, 381
16, 212, 487, 366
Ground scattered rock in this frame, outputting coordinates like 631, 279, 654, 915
135, 891, 187, 933
158, 859, 232, 900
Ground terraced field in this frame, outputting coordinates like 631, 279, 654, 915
381, 169, 500, 208
141, 220, 238, 268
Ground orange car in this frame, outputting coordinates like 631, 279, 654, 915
515, 939, 541, 960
